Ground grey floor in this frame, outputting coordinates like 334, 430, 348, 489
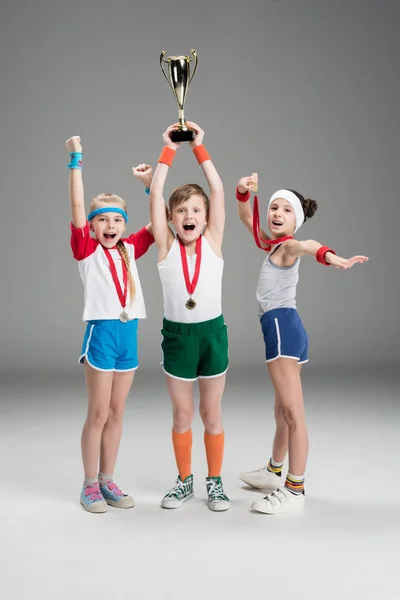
1, 366, 399, 600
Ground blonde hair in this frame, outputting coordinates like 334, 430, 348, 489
89, 193, 135, 304
168, 184, 209, 216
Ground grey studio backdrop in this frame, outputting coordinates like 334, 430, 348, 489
1, 0, 399, 374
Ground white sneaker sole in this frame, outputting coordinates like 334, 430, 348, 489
161, 492, 194, 509
105, 497, 135, 509
208, 500, 230, 512
80, 500, 108, 513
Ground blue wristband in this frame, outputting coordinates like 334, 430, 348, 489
68, 152, 83, 170
145, 187, 150, 196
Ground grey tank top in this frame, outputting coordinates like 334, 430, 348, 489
256, 244, 300, 315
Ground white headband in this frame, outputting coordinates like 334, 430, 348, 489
268, 189, 304, 233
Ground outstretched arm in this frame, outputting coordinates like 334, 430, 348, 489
284, 239, 369, 269
188, 122, 225, 246
66, 136, 86, 229
149, 125, 179, 254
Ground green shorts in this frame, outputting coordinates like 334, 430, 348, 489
161, 314, 229, 381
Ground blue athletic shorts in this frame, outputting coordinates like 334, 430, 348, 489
79, 319, 139, 372
260, 308, 308, 364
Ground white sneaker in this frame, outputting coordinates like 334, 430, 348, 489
251, 487, 305, 514
238, 466, 281, 490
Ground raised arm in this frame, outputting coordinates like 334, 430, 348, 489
236, 173, 271, 243
66, 136, 86, 229
188, 122, 225, 246
284, 239, 369, 269
149, 125, 179, 256
132, 162, 154, 238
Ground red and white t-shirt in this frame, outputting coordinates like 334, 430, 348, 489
71, 222, 154, 321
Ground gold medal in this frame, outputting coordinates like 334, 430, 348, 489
185, 298, 196, 310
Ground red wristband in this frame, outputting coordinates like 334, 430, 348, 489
236, 187, 250, 203
193, 144, 210, 165
316, 245, 336, 265
158, 146, 176, 167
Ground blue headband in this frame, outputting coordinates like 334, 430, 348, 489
87, 207, 128, 223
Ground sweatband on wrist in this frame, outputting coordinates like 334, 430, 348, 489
316, 245, 336, 265
193, 144, 210, 165
87, 206, 128, 223
236, 187, 250, 203
158, 147, 176, 167
145, 187, 150, 196
68, 152, 83, 170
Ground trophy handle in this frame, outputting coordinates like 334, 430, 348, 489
188, 49, 198, 87
159, 51, 174, 93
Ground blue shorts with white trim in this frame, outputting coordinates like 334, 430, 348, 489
79, 319, 139, 372
260, 308, 308, 364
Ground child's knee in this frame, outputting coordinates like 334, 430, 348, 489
172, 407, 194, 430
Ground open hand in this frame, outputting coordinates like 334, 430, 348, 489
65, 136, 82, 153
133, 163, 153, 188
327, 253, 369, 269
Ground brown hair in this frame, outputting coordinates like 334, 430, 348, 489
168, 184, 209, 216
89, 193, 135, 304
289, 189, 318, 222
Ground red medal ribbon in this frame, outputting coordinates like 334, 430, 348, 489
103, 247, 128, 309
178, 236, 202, 296
253, 195, 293, 251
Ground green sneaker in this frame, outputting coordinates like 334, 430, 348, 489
161, 475, 194, 509
205, 476, 230, 512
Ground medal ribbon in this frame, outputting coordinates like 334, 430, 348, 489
253, 195, 293, 251
178, 236, 202, 296
103, 247, 128, 309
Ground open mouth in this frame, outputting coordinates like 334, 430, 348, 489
104, 233, 117, 240
183, 224, 195, 231
272, 220, 283, 227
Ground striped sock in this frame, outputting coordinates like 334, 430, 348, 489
285, 472, 305, 495
267, 457, 283, 477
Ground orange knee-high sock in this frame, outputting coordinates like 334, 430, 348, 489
204, 431, 225, 477
172, 429, 192, 481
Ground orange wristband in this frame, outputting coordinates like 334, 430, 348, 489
158, 146, 176, 167
193, 144, 210, 165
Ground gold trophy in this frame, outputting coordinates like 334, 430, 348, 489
159, 50, 198, 142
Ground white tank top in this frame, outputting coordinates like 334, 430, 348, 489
158, 236, 223, 323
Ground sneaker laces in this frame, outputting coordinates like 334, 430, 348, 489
84, 485, 103, 502
206, 478, 229, 502
165, 478, 187, 500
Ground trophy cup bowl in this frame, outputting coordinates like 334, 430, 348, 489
160, 50, 198, 142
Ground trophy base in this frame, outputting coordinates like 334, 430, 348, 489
170, 129, 195, 142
